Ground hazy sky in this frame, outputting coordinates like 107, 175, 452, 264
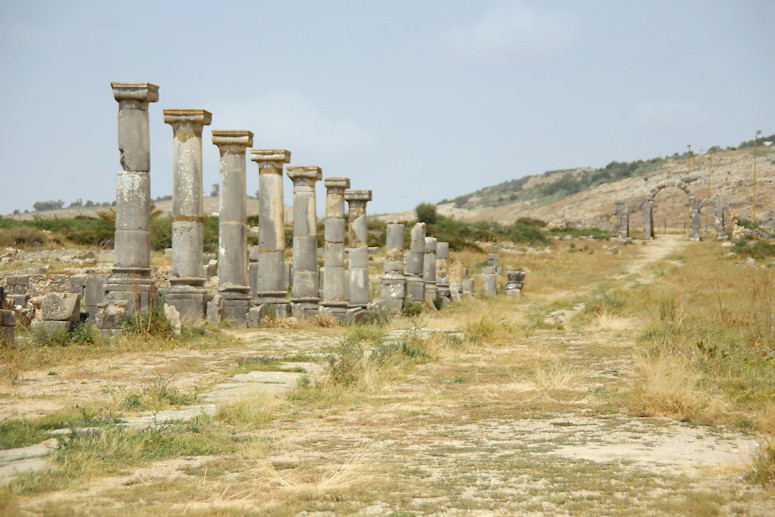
1, 0, 773, 215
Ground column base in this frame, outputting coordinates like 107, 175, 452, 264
167, 277, 207, 322
105, 267, 155, 316
405, 276, 425, 303
319, 303, 363, 324
424, 283, 438, 303
221, 286, 251, 325
291, 297, 320, 318
256, 291, 290, 318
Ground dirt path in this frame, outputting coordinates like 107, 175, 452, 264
9, 238, 775, 515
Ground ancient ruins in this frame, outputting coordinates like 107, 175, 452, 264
0, 81, 532, 344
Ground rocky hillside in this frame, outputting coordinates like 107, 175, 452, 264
386, 136, 775, 230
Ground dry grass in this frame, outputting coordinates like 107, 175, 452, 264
629, 353, 730, 420
216, 391, 279, 429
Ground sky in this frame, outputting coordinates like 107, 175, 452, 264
1, 0, 773, 216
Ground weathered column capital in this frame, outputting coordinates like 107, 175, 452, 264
324, 177, 351, 191
212, 130, 253, 153
250, 149, 291, 172
344, 189, 372, 204
163, 109, 212, 135
111, 82, 159, 105
287, 166, 322, 186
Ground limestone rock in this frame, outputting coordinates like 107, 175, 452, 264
41, 293, 80, 322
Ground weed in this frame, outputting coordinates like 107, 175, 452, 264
217, 391, 278, 429
747, 440, 775, 485
121, 375, 197, 411
121, 303, 173, 339
70, 321, 99, 345
401, 299, 423, 317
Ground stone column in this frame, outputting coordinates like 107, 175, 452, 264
105, 82, 159, 317
163, 109, 212, 321
423, 237, 437, 303
321, 177, 351, 317
345, 189, 372, 309
614, 201, 629, 239
287, 166, 322, 316
642, 201, 654, 239
405, 222, 426, 303
250, 149, 291, 317
714, 205, 728, 240
689, 200, 701, 241
505, 271, 526, 296
436, 241, 451, 306
212, 130, 253, 323
483, 269, 497, 296
377, 223, 406, 311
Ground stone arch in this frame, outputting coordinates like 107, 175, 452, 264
642, 179, 700, 240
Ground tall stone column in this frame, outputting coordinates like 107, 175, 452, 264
106, 82, 159, 317
321, 178, 350, 315
377, 223, 406, 311
345, 189, 372, 309
405, 222, 426, 303
212, 130, 253, 323
614, 201, 629, 239
250, 149, 291, 316
642, 201, 654, 239
287, 166, 322, 316
163, 109, 212, 321
436, 241, 451, 306
689, 200, 701, 241
423, 237, 438, 303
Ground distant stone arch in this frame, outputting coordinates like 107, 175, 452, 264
698, 198, 729, 241
642, 180, 700, 240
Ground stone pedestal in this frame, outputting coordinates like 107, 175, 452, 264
251, 149, 291, 317
164, 109, 212, 321
462, 278, 474, 296
288, 166, 322, 316
405, 222, 426, 304
377, 223, 406, 311
423, 237, 437, 303
483, 271, 497, 296
106, 82, 159, 318
345, 189, 372, 309
213, 130, 253, 324
436, 241, 451, 306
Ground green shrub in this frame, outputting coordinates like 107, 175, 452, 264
150, 215, 172, 251
121, 303, 173, 339
415, 202, 438, 225
510, 222, 548, 244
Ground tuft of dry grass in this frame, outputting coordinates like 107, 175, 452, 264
217, 391, 279, 429
629, 353, 730, 420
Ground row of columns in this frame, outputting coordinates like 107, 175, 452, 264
107, 82, 377, 325
108, 81, 484, 327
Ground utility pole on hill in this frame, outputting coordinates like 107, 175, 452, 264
753, 129, 762, 223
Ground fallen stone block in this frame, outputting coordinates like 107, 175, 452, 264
41, 293, 81, 322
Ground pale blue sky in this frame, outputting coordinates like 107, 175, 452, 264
1, 0, 773, 215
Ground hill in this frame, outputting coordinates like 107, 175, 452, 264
386, 135, 775, 229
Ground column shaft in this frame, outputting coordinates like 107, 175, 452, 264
405, 222, 426, 303
213, 130, 253, 324
423, 237, 437, 302
250, 150, 291, 315
105, 82, 159, 318
345, 189, 372, 308
288, 166, 322, 315
322, 178, 350, 310
164, 109, 212, 321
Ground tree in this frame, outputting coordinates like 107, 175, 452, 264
210, 183, 220, 197
415, 202, 437, 224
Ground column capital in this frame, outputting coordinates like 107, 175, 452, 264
287, 166, 322, 183
212, 130, 253, 149
163, 109, 212, 128
344, 189, 372, 203
324, 177, 350, 190
111, 82, 159, 103
250, 149, 291, 171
